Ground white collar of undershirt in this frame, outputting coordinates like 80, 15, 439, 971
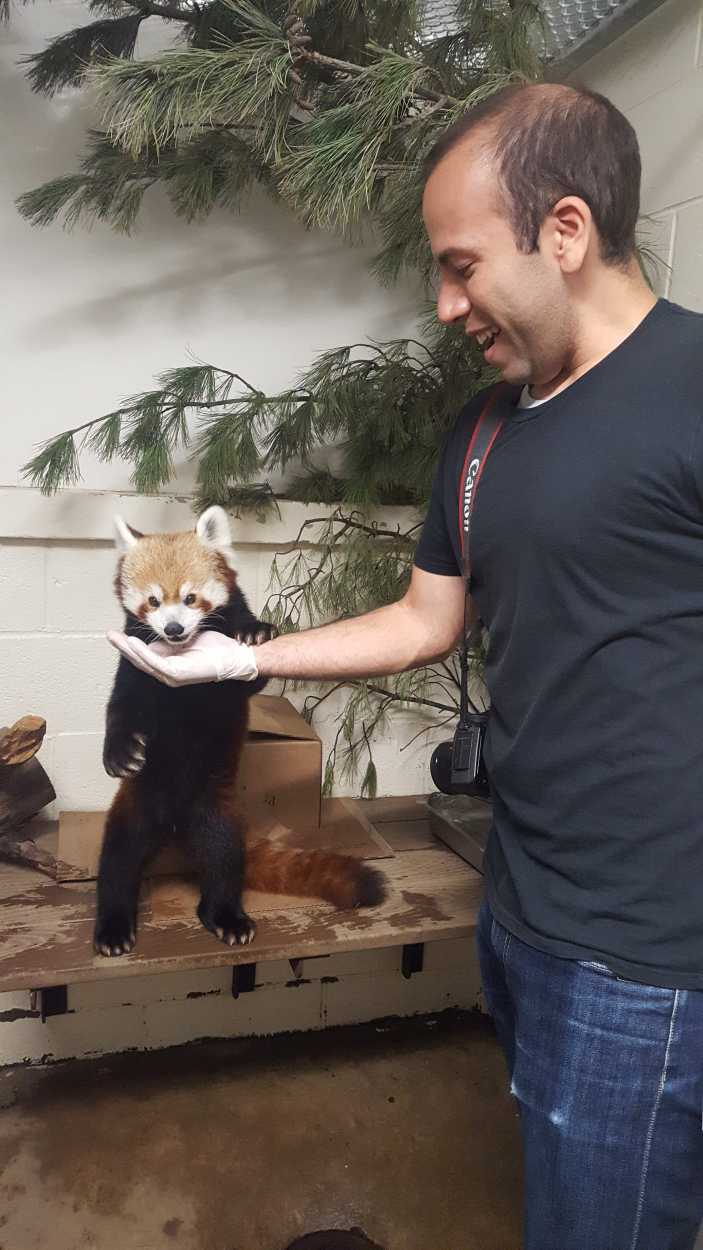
518, 385, 551, 409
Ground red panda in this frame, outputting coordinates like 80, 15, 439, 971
95, 505, 386, 957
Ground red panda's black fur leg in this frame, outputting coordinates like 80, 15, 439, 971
94, 784, 165, 957
186, 800, 257, 947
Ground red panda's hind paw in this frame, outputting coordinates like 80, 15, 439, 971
354, 864, 387, 909
198, 898, 257, 948
94, 911, 137, 957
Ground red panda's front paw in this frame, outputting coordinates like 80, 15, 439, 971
103, 729, 147, 779
233, 622, 277, 647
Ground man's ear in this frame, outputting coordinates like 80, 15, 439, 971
545, 195, 592, 274
113, 516, 143, 554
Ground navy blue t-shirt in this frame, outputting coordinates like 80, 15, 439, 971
414, 299, 703, 988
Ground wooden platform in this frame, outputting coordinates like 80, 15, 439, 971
0, 797, 485, 994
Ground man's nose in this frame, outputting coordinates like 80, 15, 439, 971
436, 277, 471, 325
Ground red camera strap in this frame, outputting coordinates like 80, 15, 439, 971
458, 385, 507, 581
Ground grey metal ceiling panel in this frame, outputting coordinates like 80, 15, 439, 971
422, 0, 665, 63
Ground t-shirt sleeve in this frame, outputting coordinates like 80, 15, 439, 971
413, 435, 462, 577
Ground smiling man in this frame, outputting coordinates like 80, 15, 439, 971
110, 83, 703, 1249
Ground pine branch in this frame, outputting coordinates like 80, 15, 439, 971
261, 508, 419, 642
16, 0, 542, 248
355, 682, 456, 716
16, 128, 271, 232
399, 713, 457, 753
195, 480, 282, 518
194, 399, 268, 501
132, 0, 198, 21
92, 1, 293, 159
21, 327, 488, 500
24, 14, 145, 96
161, 129, 275, 220
16, 130, 159, 232
21, 363, 244, 494
89, 0, 137, 14
282, 468, 346, 504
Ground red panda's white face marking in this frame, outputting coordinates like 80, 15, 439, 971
114, 507, 237, 645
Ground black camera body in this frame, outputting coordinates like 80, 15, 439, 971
430, 712, 490, 799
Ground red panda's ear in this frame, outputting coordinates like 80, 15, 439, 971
196, 506, 231, 550
113, 516, 142, 554
196, 506, 237, 570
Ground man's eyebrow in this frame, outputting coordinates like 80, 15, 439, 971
436, 247, 477, 266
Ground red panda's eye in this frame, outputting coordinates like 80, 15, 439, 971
148, 595, 160, 609
184, 593, 197, 607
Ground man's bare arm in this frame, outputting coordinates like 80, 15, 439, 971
254, 566, 467, 680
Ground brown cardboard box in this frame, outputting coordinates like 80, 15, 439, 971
57, 694, 324, 882
240, 693, 322, 830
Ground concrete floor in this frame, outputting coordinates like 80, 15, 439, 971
0, 1011, 522, 1250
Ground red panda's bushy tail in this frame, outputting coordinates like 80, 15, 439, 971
244, 841, 386, 910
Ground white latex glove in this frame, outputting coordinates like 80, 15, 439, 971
107, 628, 259, 687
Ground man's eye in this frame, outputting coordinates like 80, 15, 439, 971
461, 265, 476, 280
184, 593, 197, 606
148, 595, 160, 609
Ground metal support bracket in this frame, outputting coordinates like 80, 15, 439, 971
401, 943, 424, 980
231, 963, 257, 999
36, 986, 69, 1022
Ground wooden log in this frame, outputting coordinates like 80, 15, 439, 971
0, 716, 46, 766
0, 756, 56, 837
0, 835, 57, 878
0, 718, 57, 875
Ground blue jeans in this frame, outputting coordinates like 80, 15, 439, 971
477, 898, 703, 1250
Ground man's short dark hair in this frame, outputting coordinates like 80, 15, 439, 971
424, 83, 641, 266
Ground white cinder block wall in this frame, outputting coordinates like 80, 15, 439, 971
575, 0, 703, 311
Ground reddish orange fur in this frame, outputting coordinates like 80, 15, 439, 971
243, 841, 383, 908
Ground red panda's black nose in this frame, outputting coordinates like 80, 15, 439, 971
164, 621, 185, 638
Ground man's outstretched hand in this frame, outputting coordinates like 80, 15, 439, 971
107, 629, 259, 687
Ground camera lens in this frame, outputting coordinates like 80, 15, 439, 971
430, 740, 454, 793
